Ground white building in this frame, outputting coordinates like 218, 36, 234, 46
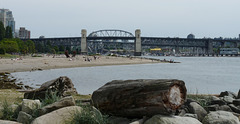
18, 27, 31, 39
0, 9, 15, 36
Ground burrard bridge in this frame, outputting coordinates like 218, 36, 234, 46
30, 29, 240, 56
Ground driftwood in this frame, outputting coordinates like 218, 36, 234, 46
24, 76, 78, 100
91, 79, 187, 117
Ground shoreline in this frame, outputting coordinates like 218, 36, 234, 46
0, 55, 167, 73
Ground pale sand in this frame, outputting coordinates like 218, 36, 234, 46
0, 55, 161, 73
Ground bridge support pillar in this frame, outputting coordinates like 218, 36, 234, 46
134, 29, 141, 56
233, 42, 238, 48
175, 47, 180, 54
81, 29, 87, 55
207, 40, 213, 54
237, 42, 240, 48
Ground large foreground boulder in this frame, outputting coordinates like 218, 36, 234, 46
24, 76, 78, 100
202, 111, 240, 124
0, 120, 21, 124
144, 115, 202, 124
31, 106, 82, 124
92, 79, 187, 117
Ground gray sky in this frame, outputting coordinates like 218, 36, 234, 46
1, 0, 240, 38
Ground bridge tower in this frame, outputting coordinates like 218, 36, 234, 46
207, 40, 213, 55
81, 29, 87, 55
134, 29, 141, 56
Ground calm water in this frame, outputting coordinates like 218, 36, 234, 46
12, 56, 240, 95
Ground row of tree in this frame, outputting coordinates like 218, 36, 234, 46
34, 40, 79, 54
0, 22, 13, 41
0, 38, 35, 55
0, 21, 35, 55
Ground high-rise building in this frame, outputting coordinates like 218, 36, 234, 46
18, 27, 30, 39
0, 9, 15, 36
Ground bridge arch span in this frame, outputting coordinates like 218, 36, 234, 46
88, 29, 134, 37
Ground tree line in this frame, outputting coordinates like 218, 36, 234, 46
0, 21, 35, 55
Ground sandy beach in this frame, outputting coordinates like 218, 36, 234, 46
0, 55, 161, 73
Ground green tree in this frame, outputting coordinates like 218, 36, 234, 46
59, 45, 65, 52
14, 38, 27, 54
5, 26, 13, 39
35, 42, 44, 53
66, 46, 71, 53
0, 43, 6, 54
44, 41, 52, 53
53, 46, 59, 53
1, 40, 19, 53
0, 22, 5, 41
51, 48, 56, 54
26, 40, 35, 53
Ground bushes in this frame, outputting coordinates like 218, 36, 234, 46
187, 94, 211, 108
0, 47, 6, 54
0, 99, 14, 120
41, 91, 61, 107
0, 38, 35, 54
70, 104, 109, 124
0, 40, 19, 53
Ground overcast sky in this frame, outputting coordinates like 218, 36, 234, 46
1, 0, 240, 38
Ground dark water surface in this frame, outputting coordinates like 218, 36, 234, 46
12, 56, 240, 95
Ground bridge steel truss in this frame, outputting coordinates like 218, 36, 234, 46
141, 37, 211, 54
30, 36, 240, 55
88, 29, 134, 37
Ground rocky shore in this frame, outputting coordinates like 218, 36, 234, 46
0, 76, 239, 124
0, 72, 34, 90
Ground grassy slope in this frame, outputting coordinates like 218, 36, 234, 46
0, 89, 24, 105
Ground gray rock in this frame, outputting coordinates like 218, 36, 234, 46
223, 96, 234, 104
205, 104, 219, 111
183, 113, 198, 120
31, 106, 82, 124
0, 120, 21, 124
108, 116, 130, 124
144, 115, 202, 124
17, 111, 33, 124
210, 96, 220, 101
130, 119, 144, 124
219, 91, 237, 98
178, 109, 187, 116
218, 105, 232, 112
202, 111, 240, 124
229, 104, 240, 114
38, 96, 75, 115
231, 112, 240, 118
185, 98, 198, 104
10, 104, 19, 112
22, 99, 41, 114
210, 99, 226, 106
188, 102, 207, 121
233, 99, 240, 106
